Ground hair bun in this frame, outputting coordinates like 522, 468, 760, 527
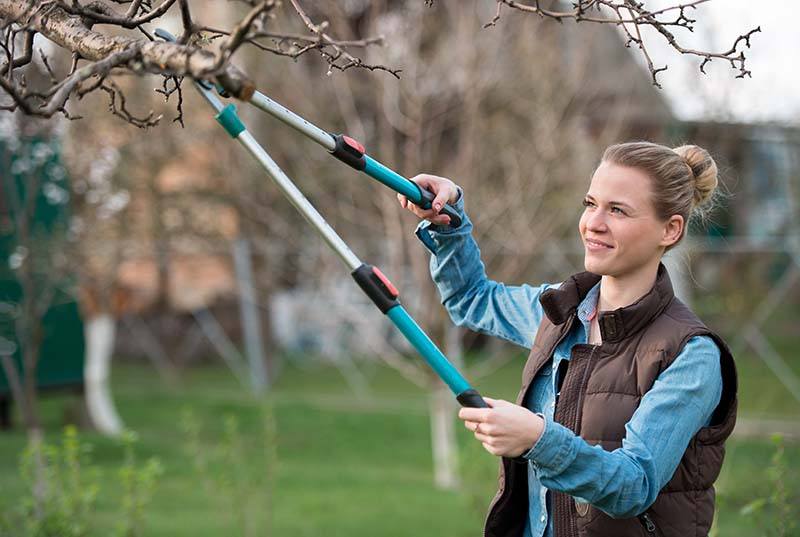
673, 145, 718, 208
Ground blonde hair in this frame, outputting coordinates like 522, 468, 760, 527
601, 141, 719, 251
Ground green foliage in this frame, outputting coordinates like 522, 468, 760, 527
113, 431, 163, 537
179, 400, 277, 537
0, 426, 162, 537
0, 426, 98, 537
738, 434, 798, 537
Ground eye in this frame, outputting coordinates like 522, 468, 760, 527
611, 206, 627, 215
582, 199, 594, 208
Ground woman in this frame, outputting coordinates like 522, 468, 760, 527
398, 142, 738, 537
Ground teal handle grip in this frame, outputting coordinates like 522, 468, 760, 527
386, 305, 472, 395
363, 156, 462, 228
363, 156, 419, 198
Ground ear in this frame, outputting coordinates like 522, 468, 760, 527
660, 215, 684, 248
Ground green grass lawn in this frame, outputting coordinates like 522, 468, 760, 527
0, 350, 798, 536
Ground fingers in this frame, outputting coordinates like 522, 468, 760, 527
458, 407, 491, 422
399, 200, 451, 225
428, 214, 452, 226
464, 417, 504, 455
397, 173, 457, 224
475, 432, 493, 444
397, 193, 443, 222
464, 420, 495, 436
432, 188, 450, 213
410, 173, 441, 192
413, 174, 455, 211
482, 442, 503, 456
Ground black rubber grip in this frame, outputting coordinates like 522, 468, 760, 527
418, 187, 462, 229
456, 389, 489, 408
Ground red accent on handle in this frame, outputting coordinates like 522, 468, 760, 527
343, 135, 365, 155
371, 267, 399, 298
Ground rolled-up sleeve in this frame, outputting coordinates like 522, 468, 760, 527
523, 335, 723, 518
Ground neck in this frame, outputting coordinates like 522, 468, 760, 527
598, 259, 660, 312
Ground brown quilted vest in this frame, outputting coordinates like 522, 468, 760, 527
483, 263, 738, 537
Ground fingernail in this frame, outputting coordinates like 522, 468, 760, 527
434, 203, 442, 210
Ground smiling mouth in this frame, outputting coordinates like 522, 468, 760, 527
585, 238, 614, 249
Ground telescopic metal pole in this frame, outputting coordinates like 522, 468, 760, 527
220, 100, 485, 407
156, 28, 486, 408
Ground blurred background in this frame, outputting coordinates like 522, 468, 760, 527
1, 1, 797, 536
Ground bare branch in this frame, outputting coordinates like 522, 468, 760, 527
0, 0, 256, 98
493, 0, 760, 86
0, 0, 762, 126
288, 0, 400, 78
101, 78, 162, 128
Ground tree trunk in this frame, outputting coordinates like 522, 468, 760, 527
428, 323, 463, 490
84, 313, 123, 435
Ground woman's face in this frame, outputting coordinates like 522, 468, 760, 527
578, 162, 682, 278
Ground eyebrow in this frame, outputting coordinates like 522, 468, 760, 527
585, 194, 634, 210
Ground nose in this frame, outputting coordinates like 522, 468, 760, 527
586, 208, 608, 232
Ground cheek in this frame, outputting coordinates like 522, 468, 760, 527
618, 221, 659, 251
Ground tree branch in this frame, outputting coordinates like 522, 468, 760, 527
491, 0, 759, 86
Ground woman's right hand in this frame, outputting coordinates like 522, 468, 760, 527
397, 173, 461, 226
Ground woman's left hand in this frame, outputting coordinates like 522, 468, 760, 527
458, 397, 545, 458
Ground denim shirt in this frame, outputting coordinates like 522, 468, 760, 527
414, 191, 723, 537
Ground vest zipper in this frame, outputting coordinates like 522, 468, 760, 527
484, 317, 576, 537
572, 344, 598, 432
639, 512, 658, 535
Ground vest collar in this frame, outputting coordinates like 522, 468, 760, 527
539, 262, 675, 343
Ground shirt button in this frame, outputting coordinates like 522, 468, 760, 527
540, 515, 546, 523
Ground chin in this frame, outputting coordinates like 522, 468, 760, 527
583, 255, 612, 276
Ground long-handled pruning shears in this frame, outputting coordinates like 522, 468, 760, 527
156, 29, 486, 408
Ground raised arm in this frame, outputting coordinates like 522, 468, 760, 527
402, 175, 556, 349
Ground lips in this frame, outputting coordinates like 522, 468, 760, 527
585, 237, 614, 248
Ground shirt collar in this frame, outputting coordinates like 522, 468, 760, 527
577, 281, 601, 323
538, 262, 676, 343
